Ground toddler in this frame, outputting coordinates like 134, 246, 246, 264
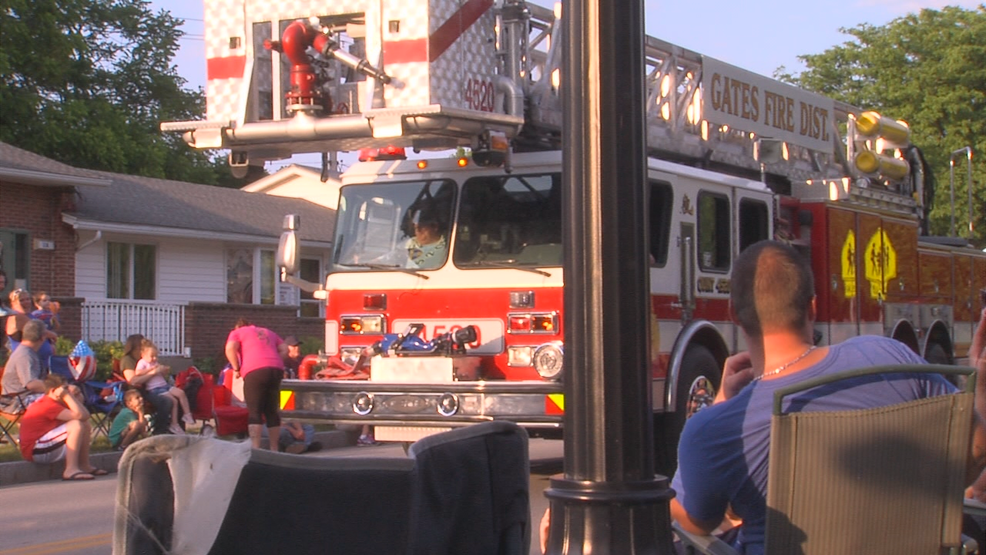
135, 339, 194, 435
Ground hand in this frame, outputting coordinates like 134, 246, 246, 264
539, 508, 550, 554
50, 301, 60, 314
716, 352, 754, 403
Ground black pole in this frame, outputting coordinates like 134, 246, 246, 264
543, 0, 676, 552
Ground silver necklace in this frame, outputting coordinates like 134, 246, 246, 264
753, 346, 817, 382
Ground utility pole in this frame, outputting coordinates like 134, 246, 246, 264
543, 0, 677, 551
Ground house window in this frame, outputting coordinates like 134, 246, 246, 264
299, 258, 323, 317
0, 230, 30, 295
226, 247, 277, 305
107, 242, 156, 299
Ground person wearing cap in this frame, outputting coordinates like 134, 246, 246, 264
283, 336, 302, 379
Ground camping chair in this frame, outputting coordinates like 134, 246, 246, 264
50, 355, 125, 441
112, 421, 530, 555
674, 364, 980, 555
0, 365, 33, 447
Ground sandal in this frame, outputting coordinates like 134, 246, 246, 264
62, 471, 95, 481
87, 468, 109, 476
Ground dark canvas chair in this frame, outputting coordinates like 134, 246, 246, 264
112, 422, 530, 555
675, 364, 980, 555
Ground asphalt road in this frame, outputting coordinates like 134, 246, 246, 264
0, 439, 563, 555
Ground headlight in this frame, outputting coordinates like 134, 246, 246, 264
533, 342, 564, 380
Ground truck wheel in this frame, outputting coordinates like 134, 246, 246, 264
654, 346, 720, 477
924, 342, 949, 365
924, 343, 961, 386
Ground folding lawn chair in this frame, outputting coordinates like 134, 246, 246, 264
0, 365, 33, 447
674, 363, 980, 555
50, 355, 126, 441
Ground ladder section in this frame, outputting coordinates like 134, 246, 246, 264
162, 0, 918, 212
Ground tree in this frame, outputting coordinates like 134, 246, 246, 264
0, 0, 262, 186
781, 6, 986, 247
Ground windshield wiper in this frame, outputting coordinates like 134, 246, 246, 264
339, 262, 430, 279
458, 261, 552, 277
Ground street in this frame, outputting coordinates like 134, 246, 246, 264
0, 439, 562, 555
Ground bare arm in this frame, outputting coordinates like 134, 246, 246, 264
225, 340, 241, 375
53, 386, 89, 421
715, 352, 754, 403
670, 498, 722, 536
124, 368, 154, 387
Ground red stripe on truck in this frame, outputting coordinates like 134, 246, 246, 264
429, 0, 494, 62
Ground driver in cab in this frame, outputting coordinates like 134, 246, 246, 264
365, 209, 448, 270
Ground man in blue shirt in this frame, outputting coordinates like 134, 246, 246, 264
670, 240, 986, 554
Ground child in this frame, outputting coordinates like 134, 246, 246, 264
135, 339, 194, 435
108, 389, 149, 450
30, 291, 61, 332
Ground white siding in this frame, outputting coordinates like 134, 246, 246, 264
74, 231, 331, 305
158, 238, 226, 302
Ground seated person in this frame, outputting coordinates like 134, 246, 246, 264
261, 420, 321, 454
18, 374, 108, 480
108, 389, 150, 451
135, 339, 194, 435
670, 241, 986, 554
4, 288, 56, 364
0, 319, 48, 413
119, 333, 174, 435
363, 210, 448, 270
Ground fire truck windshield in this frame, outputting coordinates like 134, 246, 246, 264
332, 173, 563, 272
333, 179, 455, 271
453, 173, 562, 268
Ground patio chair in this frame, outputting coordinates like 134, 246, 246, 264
112, 422, 530, 555
50, 355, 125, 441
0, 365, 32, 447
674, 363, 980, 555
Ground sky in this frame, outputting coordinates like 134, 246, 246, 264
150, 0, 983, 169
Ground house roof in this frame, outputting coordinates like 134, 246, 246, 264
66, 171, 336, 244
0, 142, 112, 187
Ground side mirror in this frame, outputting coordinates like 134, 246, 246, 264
277, 215, 300, 275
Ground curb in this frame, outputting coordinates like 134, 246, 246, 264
0, 430, 352, 487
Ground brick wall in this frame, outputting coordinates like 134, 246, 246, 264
185, 302, 324, 362
0, 181, 77, 298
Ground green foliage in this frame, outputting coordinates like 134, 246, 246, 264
54, 336, 75, 356
193, 356, 218, 375
0, 0, 265, 187
781, 6, 986, 248
89, 340, 125, 381
299, 337, 324, 357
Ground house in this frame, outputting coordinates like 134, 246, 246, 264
241, 164, 342, 209
0, 142, 336, 362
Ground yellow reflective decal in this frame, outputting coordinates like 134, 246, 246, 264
864, 228, 897, 300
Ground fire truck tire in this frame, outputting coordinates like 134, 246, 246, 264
924, 343, 960, 386
924, 342, 949, 365
654, 345, 720, 477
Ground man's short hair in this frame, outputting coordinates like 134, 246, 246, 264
124, 389, 143, 404
731, 240, 814, 339
22, 319, 45, 342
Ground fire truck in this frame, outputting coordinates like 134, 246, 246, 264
164, 0, 985, 468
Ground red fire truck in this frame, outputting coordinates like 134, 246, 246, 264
164, 0, 984, 469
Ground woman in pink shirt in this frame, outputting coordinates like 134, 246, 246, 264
224, 318, 288, 450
